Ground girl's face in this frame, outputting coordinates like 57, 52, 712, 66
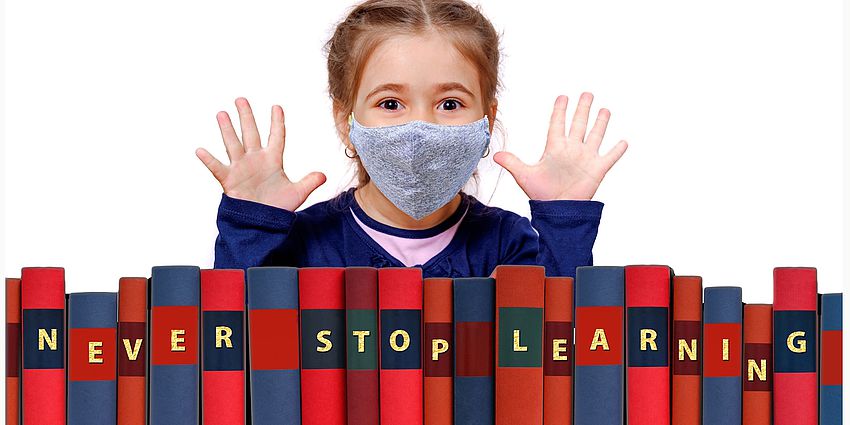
351, 31, 495, 129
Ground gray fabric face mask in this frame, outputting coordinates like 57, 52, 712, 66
348, 112, 491, 220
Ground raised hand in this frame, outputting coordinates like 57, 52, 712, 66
493, 92, 628, 201
195, 97, 326, 211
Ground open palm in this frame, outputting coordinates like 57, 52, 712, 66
494, 92, 628, 201
195, 97, 326, 211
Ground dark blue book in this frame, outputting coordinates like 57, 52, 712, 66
453, 277, 494, 425
820, 293, 842, 425
67, 292, 118, 425
149, 266, 200, 425
246, 267, 300, 425
574, 266, 625, 425
703, 286, 742, 424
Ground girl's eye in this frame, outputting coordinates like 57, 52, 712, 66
378, 99, 401, 111
439, 99, 463, 111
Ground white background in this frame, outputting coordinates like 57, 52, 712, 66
2, 0, 848, 413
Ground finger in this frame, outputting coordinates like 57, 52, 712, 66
600, 140, 629, 172
268, 104, 286, 157
493, 151, 531, 186
567, 92, 594, 143
235, 97, 262, 152
294, 171, 327, 199
216, 111, 244, 162
546, 95, 568, 143
195, 147, 229, 183
585, 108, 610, 151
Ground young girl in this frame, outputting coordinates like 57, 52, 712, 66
195, 0, 628, 279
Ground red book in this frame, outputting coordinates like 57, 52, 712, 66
201, 269, 246, 425
118, 277, 147, 425
424, 277, 453, 425
671, 275, 701, 425
624, 265, 671, 425
6, 278, 21, 425
300, 267, 346, 425
378, 267, 423, 425
494, 265, 545, 425
20, 267, 65, 425
543, 276, 573, 425
773, 267, 817, 425
743, 304, 773, 425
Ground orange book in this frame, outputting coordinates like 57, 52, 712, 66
6, 278, 21, 425
743, 304, 772, 425
493, 265, 545, 425
543, 276, 573, 425
423, 278, 453, 425
672, 276, 701, 425
118, 277, 148, 425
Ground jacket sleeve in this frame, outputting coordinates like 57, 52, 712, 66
214, 193, 300, 270
499, 199, 604, 278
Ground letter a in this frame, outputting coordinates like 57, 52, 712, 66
590, 328, 610, 351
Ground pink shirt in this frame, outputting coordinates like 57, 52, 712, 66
350, 200, 469, 267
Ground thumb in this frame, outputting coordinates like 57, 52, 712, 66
493, 151, 530, 179
294, 171, 327, 197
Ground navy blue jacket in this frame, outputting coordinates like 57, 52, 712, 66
214, 187, 603, 279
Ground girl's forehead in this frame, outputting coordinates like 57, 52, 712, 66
357, 32, 481, 99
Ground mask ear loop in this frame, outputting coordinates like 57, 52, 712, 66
481, 114, 491, 158
483, 113, 504, 206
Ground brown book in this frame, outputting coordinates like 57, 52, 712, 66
6, 277, 21, 425
118, 277, 147, 425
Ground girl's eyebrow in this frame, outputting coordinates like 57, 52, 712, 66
434, 82, 475, 98
365, 82, 475, 101
366, 83, 406, 101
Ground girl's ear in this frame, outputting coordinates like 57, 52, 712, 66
332, 101, 352, 147
488, 100, 498, 133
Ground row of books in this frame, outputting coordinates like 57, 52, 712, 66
5, 264, 843, 424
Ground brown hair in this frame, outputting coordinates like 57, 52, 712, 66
323, 0, 505, 193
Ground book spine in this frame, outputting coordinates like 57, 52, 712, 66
201, 269, 246, 425
625, 265, 671, 425
424, 277, 453, 425
378, 267, 423, 425
494, 265, 545, 425
299, 267, 346, 425
574, 266, 624, 425
703, 286, 742, 424
6, 278, 21, 425
671, 275, 702, 425
118, 277, 148, 425
819, 293, 842, 425
543, 276, 573, 425
149, 265, 200, 425
21, 267, 65, 425
742, 304, 773, 425
773, 267, 817, 425
453, 277, 495, 425
247, 267, 300, 425
345, 267, 379, 425
67, 292, 118, 425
